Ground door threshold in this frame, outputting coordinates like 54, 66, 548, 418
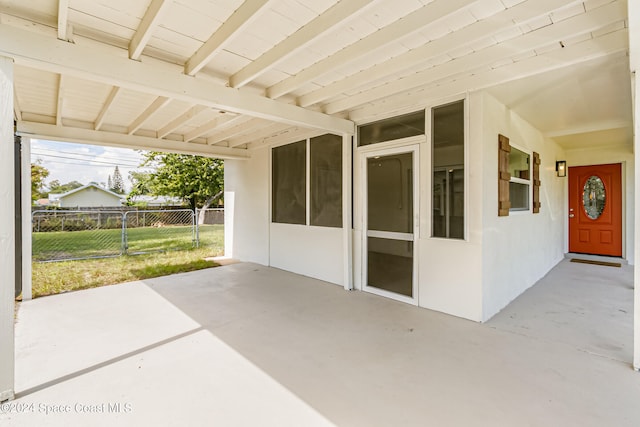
564, 253, 627, 265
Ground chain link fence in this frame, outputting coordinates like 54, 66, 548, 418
32, 208, 224, 262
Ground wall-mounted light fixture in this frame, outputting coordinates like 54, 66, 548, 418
556, 160, 567, 177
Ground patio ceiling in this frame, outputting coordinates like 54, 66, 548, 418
0, 0, 631, 158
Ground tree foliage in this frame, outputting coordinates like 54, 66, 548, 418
128, 152, 224, 212
48, 180, 83, 195
31, 162, 50, 201
128, 170, 152, 196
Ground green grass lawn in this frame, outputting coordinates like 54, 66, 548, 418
31, 225, 224, 298
33, 224, 223, 261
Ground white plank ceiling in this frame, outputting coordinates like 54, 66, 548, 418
0, 0, 632, 158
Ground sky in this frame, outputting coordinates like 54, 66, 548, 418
30, 139, 148, 193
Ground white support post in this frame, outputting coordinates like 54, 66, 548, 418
342, 133, 353, 290
633, 69, 639, 371
630, 0, 639, 372
21, 137, 32, 301
0, 55, 15, 401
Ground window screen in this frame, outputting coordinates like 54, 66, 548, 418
272, 141, 306, 224
432, 100, 464, 239
310, 134, 342, 227
358, 110, 425, 146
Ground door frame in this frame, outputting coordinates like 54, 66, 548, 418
360, 142, 420, 305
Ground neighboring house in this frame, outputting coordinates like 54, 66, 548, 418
34, 198, 51, 207
2, 0, 640, 401
127, 195, 183, 208
50, 184, 125, 208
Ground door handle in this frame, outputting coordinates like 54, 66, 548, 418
569, 214, 575, 218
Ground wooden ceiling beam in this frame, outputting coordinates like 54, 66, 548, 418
57, 0, 69, 41
246, 127, 323, 150
0, 23, 354, 134
183, 114, 237, 142
266, 0, 476, 99
127, 95, 171, 134
56, 74, 64, 126
206, 116, 261, 145
129, 0, 172, 60
17, 121, 251, 160
297, 0, 574, 107
229, 0, 376, 89
350, 30, 628, 122
157, 105, 207, 138
185, 0, 272, 76
227, 122, 285, 148
328, 1, 625, 114
94, 86, 121, 131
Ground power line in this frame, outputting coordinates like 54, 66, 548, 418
32, 150, 141, 165
32, 159, 141, 169
31, 147, 144, 163
32, 153, 140, 167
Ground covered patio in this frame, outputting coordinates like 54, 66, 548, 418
1, 0, 640, 410
2, 259, 638, 426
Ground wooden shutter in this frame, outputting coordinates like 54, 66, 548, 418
532, 151, 541, 213
498, 134, 510, 216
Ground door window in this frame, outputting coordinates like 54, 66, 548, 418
583, 176, 606, 220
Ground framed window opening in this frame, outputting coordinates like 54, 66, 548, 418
358, 110, 425, 147
310, 134, 343, 227
271, 135, 343, 227
431, 99, 465, 239
272, 140, 306, 225
508, 144, 531, 212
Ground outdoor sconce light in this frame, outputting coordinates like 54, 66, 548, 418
556, 160, 567, 177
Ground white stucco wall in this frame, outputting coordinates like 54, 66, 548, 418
564, 146, 634, 264
417, 96, 483, 321
225, 147, 345, 286
270, 223, 344, 285
224, 149, 270, 265
59, 187, 122, 207
480, 93, 566, 321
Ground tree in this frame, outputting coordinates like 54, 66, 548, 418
127, 171, 152, 197
109, 166, 125, 194
31, 162, 49, 202
130, 152, 223, 223
48, 180, 83, 195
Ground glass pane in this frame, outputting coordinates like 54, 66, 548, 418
358, 110, 425, 146
367, 153, 413, 233
310, 134, 342, 227
583, 176, 606, 220
367, 237, 413, 297
449, 168, 464, 239
432, 100, 464, 239
272, 141, 306, 224
432, 170, 447, 237
509, 147, 530, 180
509, 182, 529, 211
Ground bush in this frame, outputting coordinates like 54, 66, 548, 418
104, 217, 122, 229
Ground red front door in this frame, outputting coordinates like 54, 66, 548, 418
568, 163, 622, 256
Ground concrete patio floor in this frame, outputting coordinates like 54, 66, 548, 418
2, 259, 639, 426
